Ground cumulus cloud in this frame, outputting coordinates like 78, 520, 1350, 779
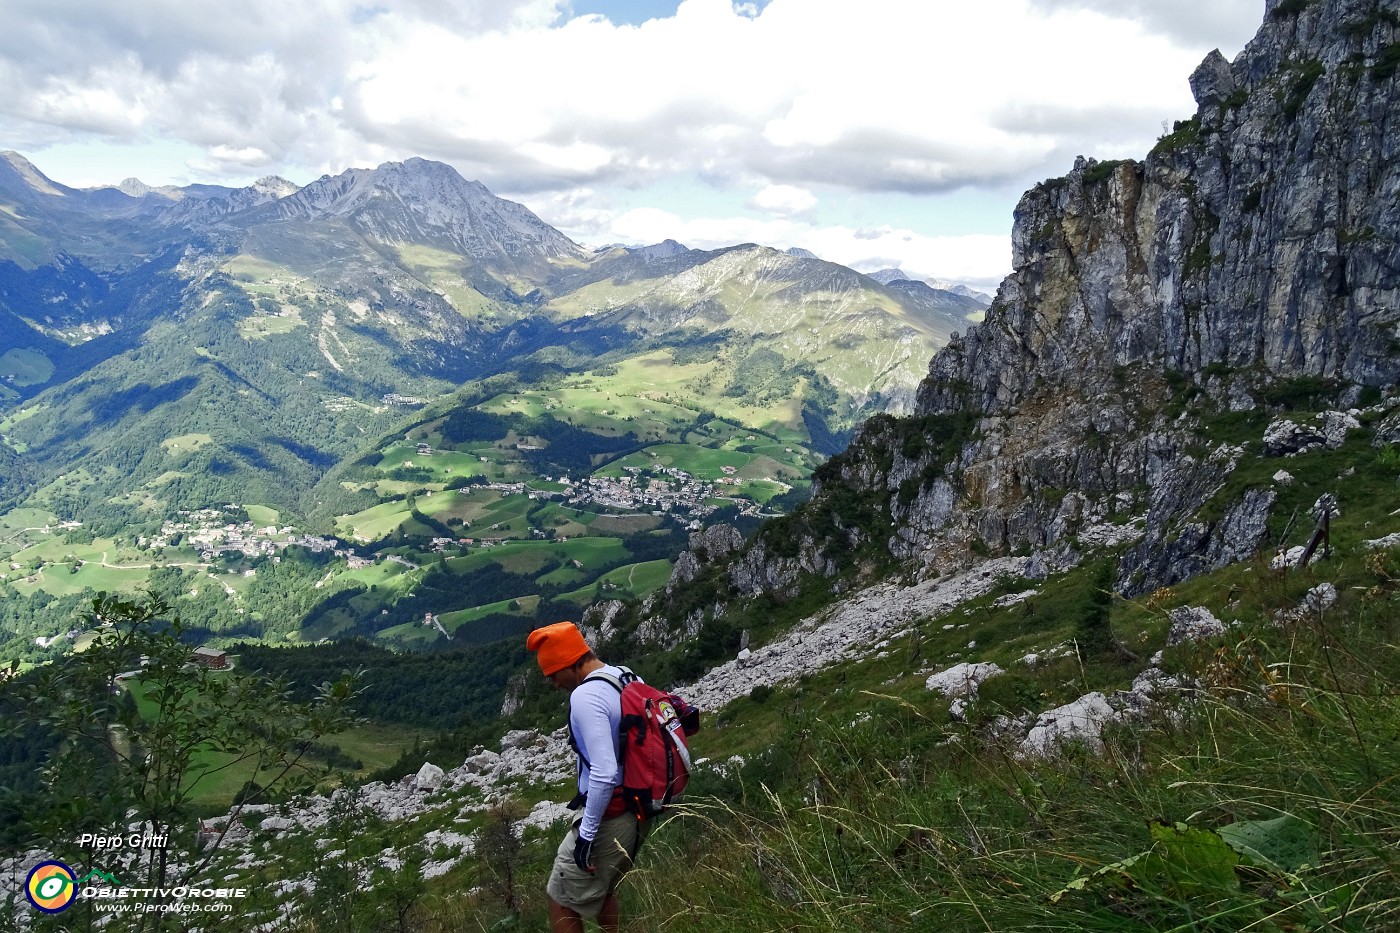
1, 0, 1263, 190
1027, 0, 1261, 50
749, 184, 817, 216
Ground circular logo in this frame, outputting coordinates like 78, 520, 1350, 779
26, 861, 77, 914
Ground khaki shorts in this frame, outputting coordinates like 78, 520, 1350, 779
546, 812, 642, 919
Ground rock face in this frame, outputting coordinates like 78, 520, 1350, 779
736, 0, 1400, 598
669, 524, 745, 591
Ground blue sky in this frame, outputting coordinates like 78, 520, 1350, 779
0, 0, 1263, 291
573, 0, 686, 26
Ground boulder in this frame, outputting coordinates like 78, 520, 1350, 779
580, 600, 626, 643
1166, 606, 1227, 646
460, 750, 501, 775
501, 730, 542, 752
1263, 418, 1326, 456
1302, 582, 1338, 614
1317, 411, 1360, 448
413, 763, 445, 792
925, 662, 1004, 698
1372, 411, 1400, 448
1020, 692, 1116, 757
1270, 545, 1318, 569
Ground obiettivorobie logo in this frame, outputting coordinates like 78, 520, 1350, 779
25, 861, 121, 914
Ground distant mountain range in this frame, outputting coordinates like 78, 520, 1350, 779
0, 150, 989, 524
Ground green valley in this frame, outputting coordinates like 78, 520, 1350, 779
0, 153, 986, 681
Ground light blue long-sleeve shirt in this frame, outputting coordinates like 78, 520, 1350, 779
570, 665, 631, 840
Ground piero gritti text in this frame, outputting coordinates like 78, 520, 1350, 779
76, 832, 170, 850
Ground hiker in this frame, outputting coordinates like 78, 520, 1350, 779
527, 621, 642, 933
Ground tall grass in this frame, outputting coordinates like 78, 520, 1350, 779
624, 569, 1400, 932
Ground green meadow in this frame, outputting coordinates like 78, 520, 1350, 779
0, 347, 54, 387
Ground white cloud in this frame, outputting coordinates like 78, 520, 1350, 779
0, 0, 1263, 190
1027, 0, 1262, 48
749, 184, 816, 217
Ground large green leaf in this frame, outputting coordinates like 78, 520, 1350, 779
1148, 819, 1241, 896
1218, 814, 1319, 874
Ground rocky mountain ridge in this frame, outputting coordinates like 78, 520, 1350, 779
724, 0, 1400, 600
249, 158, 585, 270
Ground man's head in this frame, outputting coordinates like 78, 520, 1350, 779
526, 621, 595, 690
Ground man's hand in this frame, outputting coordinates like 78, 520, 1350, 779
573, 834, 596, 873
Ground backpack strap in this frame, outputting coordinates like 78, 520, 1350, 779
568, 666, 638, 770
581, 666, 638, 694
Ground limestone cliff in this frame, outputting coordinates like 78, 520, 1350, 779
746, 0, 1400, 596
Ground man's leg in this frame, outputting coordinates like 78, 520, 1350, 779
598, 893, 620, 932
549, 897, 585, 933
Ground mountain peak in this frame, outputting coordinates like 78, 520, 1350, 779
0, 150, 67, 197
629, 239, 690, 261
784, 247, 820, 260
263, 159, 583, 264
116, 177, 157, 198
252, 176, 299, 198
867, 267, 916, 285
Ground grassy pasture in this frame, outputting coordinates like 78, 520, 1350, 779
595, 443, 752, 480
438, 594, 539, 633
335, 500, 414, 541
393, 244, 501, 320
161, 433, 214, 454
446, 536, 629, 579
245, 504, 280, 525
0, 347, 54, 386
236, 310, 305, 340
375, 594, 541, 645
339, 559, 414, 589
5, 535, 154, 597
0, 507, 59, 558
558, 558, 671, 604
0, 403, 43, 432
377, 443, 493, 483
589, 513, 664, 535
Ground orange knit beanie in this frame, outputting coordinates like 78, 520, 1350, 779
526, 621, 590, 676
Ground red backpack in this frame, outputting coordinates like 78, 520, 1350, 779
577, 667, 699, 819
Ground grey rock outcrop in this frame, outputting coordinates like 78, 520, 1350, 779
667, 524, 745, 591
1373, 410, 1400, 447
1264, 418, 1330, 456
733, 0, 1399, 602
1189, 49, 1237, 106
1265, 411, 1360, 455
1166, 606, 1228, 646
1020, 693, 1116, 757
925, 662, 1005, 698
580, 599, 626, 644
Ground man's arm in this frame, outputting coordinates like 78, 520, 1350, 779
571, 683, 621, 847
